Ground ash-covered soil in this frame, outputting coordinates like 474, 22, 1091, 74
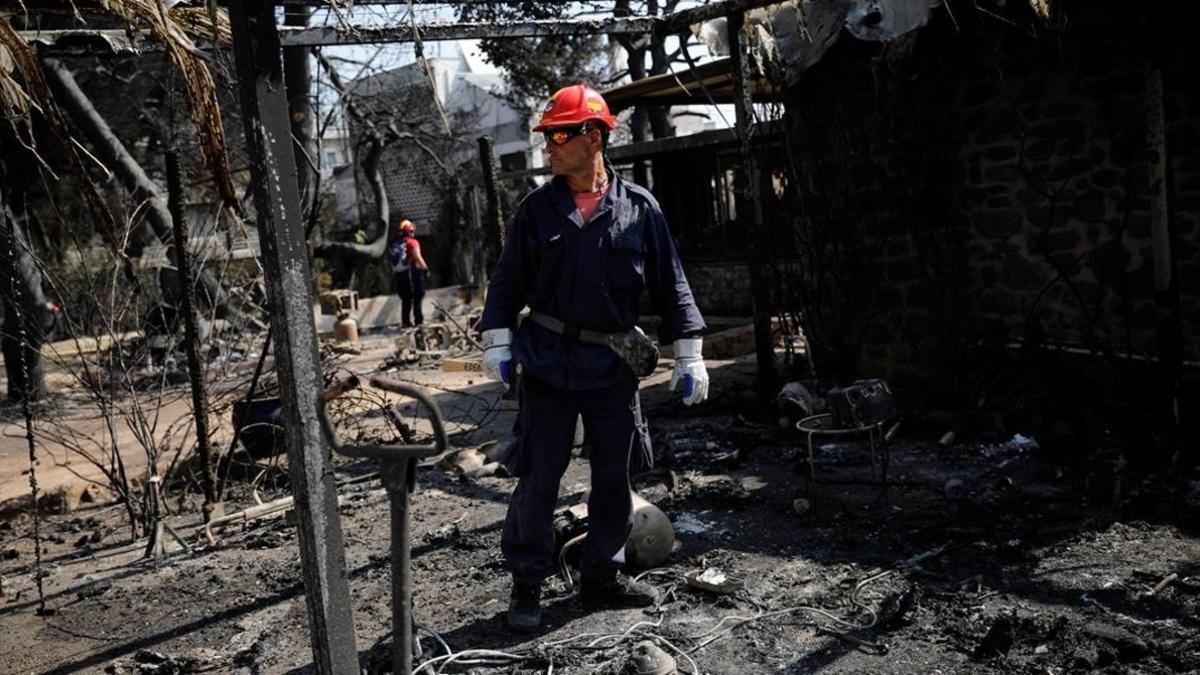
2, 356, 1197, 674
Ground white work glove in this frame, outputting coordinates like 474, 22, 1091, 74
482, 328, 513, 384
669, 337, 708, 405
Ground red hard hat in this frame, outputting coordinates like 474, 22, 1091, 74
532, 84, 616, 132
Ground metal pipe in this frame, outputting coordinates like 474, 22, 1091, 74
204, 496, 293, 546
323, 376, 447, 675
386, 460, 414, 674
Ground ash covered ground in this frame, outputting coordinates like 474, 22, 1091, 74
2, 340, 1197, 674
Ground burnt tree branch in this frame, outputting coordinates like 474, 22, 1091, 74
41, 58, 265, 333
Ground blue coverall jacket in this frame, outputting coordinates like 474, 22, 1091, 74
478, 173, 706, 390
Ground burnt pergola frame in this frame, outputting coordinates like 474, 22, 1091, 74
225, 1, 781, 671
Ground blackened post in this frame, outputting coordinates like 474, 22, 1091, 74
1145, 62, 1182, 452
166, 148, 219, 519
228, 2, 359, 672
468, 185, 488, 295
385, 460, 415, 674
478, 136, 506, 258
728, 11, 778, 402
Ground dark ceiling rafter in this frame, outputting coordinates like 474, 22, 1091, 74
11, 0, 787, 53
278, 16, 660, 47
268, 0, 769, 10
273, 0, 483, 4
274, 0, 786, 47
14, 29, 155, 55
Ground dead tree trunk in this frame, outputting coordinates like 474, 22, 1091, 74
166, 147, 219, 517
41, 59, 265, 333
0, 195, 51, 403
313, 140, 389, 262
310, 53, 459, 284
311, 53, 390, 270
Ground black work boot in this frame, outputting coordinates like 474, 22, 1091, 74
580, 574, 658, 609
506, 583, 541, 632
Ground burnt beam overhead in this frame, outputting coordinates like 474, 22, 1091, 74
274, 0, 491, 4
269, 0, 777, 18
14, 29, 156, 56
9, 1, 787, 50
274, 0, 785, 47
277, 16, 659, 47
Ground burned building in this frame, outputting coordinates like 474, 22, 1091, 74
777, 2, 1196, 400
595, 0, 1196, 447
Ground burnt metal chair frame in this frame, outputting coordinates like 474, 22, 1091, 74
795, 412, 892, 502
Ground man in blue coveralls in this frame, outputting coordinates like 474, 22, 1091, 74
477, 84, 710, 632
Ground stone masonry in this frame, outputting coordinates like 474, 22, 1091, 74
780, 3, 1197, 396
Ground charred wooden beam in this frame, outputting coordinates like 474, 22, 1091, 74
658, 0, 785, 35
278, 15, 659, 47
1146, 67, 1173, 300
479, 125, 781, 185
271, 0, 782, 12
1144, 63, 1182, 433
16, 29, 155, 55
228, 2, 359, 672
728, 10, 778, 403
275, 0, 482, 4
21, 1, 785, 52
16, 0, 785, 47
477, 136, 505, 262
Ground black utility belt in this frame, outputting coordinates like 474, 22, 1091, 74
528, 311, 659, 378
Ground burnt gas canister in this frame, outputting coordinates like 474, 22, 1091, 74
626, 492, 674, 569
334, 314, 359, 343
827, 378, 895, 428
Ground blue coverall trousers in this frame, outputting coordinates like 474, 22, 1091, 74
502, 372, 640, 586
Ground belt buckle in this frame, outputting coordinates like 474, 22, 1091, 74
562, 324, 581, 340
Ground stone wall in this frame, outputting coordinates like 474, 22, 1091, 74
681, 260, 754, 318
781, 3, 1198, 399
952, 10, 1195, 364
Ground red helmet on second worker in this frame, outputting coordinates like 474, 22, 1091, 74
532, 84, 616, 133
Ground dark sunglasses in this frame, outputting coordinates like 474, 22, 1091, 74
543, 124, 593, 146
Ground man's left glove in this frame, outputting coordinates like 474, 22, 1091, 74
669, 337, 708, 405
482, 328, 513, 384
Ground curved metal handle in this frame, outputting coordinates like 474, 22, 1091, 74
320, 375, 448, 461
